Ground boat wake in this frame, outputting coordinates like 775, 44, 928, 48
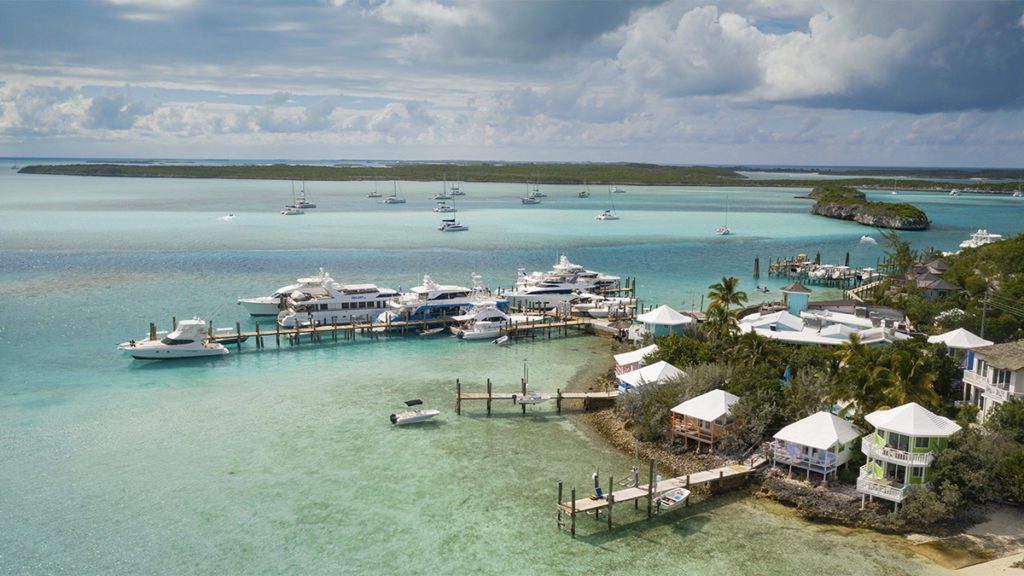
217, 214, 236, 221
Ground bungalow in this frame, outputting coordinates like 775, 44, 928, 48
961, 340, 1024, 422
635, 305, 694, 337
613, 343, 658, 376
857, 402, 961, 510
617, 360, 685, 392
669, 389, 739, 452
771, 411, 861, 480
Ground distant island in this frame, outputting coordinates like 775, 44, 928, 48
807, 183, 929, 230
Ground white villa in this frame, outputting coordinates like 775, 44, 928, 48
617, 360, 685, 392
669, 389, 739, 452
857, 402, 961, 510
771, 411, 861, 480
613, 343, 658, 376
961, 340, 1024, 421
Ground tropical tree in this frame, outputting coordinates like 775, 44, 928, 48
883, 349, 940, 409
881, 227, 917, 275
707, 276, 749, 310
703, 302, 737, 340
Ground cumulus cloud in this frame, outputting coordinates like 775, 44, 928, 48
85, 90, 154, 130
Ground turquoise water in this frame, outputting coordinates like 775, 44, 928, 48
4, 163, 1021, 574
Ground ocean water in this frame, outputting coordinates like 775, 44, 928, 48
3, 162, 1021, 575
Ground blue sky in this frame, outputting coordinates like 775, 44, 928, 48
1, 0, 1023, 166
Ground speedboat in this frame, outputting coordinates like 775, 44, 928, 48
118, 317, 229, 360
281, 206, 304, 215
438, 218, 469, 232
655, 488, 691, 513
959, 229, 1004, 249
451, 303, 510, 340
378, 275, 507, 324
390, 399, 440, 425
860, 235, 877, 245
715, 225, 731, 236
433, 201, 456, 213
513, 393, 548, 405
595, 209, 619, 221
277, 281, 399, 328
238, 268, 335, 316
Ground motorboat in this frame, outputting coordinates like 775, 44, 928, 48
949, 188, 960, 197
611, 185, 626, 193
390, 399, 440, 425
959, 229, 1004, 250
377, 275, 507, 324
281, 206, 304, 215
451, 303, 510, 340
513, 393, 549, 405
493, 335, 510, 345
118, 317, 229, 360
433, 201, 456, 213
596, 209, 619, 221
238, 268, 335, 316
860, 235, 877, 245
511, 256, 621, 306
383, 182, 406, 204
655, 488, 691, 513
277, 281, 399, 328
438, 218, 469, 232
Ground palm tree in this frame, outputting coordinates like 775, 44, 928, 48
703, 302, 737, 340
884, 349, 940, 409
707, 276, 749, 310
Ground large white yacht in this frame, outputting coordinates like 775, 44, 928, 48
118, 317, 229, 360
959, 229, 1004, 250
238, 269, 334, 316
510, 255, 621, 306
377, 275, 508, 324
277, 282, 399, 328
451, 303, 511, 340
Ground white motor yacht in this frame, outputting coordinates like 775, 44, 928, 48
511, 255, 621, 306
959, 229, 1004, 250
378, 275, 507, 324
438, 218, 469, 232
238, 268, 334, 316
390, 399, 440, 425
118, 317, 229, 360
860, 235, 877, 245
277, 282, 399, 328
451, 302, 510, 340
612, 185, 626, 193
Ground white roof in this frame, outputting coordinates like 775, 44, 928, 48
614, 343, 659, 367
636, 305, 694, 326
865, 402, 961, 437
741, 310, 804, 331
819, 324, 858, 339
774, 411, 861, 451
927, 327, 994, 350
619, 361, 685, 387
670, 389, 738, 422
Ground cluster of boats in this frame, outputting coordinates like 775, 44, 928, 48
958, 229, 1004, 250
281, 183, 316, 215
119, 256, 625, 360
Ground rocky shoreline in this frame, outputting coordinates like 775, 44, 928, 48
810, 200, 930, 230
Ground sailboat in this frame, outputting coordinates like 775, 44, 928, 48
530, 176, 546, 197
282, 181, 305, 215
578, 180, 591, 198
294, 180, 316, 208
715, 195, 731, 235
595, 189, 620, 220
434, 176, 453, 200
891, 178, 898, 195
383, 182, 406, 204
1013, 179, 1022, 198
450, 178, 465, 196
367, 182, 382, 198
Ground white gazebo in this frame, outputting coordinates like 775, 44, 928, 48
927, 328, 993, 350
771, 411, 861, 480
636, 305, 694, 337
613, 343, 659, 375
617, 360, 685, 391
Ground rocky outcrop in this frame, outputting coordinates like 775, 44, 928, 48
811, 202, 930, 230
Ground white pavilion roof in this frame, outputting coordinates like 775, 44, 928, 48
619, 361, 685, 387
636, 305, 694, 326
926, 327, 994, 350
670, 389, 738, 422
865, 402, 961, 437
614, 344, 659, 367
774, 411, 861, 451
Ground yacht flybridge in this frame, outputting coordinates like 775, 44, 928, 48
959, 229, 1004, 250
276, 280, 399, 328
511, 255, 621, 306
237, 268, 334, 316
118, 317, 229, 360
377, 274, 508, 324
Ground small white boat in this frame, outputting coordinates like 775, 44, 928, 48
715, 225, 731, 235
860, 235, 877, 245
281, 206, 304, 215
118, 317, 229, 360
595, 209, 619, 221
655, 488, 691, 512
433, 201, 456, 213
452, 302, 508, 339
513, 393, 548, 405
384, 182, 406, 204
611, 185, 626, 193
438, 218, 469, 232
493, 335, 510, 345
521, 194, 542, 205
367, 182, 382, 198
949, 188, 960, 197
390, 399, 440, 425
419, 327, 445, 336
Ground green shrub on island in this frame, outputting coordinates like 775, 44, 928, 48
808, 183, 928, 230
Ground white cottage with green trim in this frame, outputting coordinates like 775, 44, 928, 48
857, 402, 961, 510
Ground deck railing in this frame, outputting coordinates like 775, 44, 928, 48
861, 437, 933, 466
856, 464, 910, 502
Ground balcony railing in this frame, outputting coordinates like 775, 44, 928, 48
771, 441, 838, 470
857, 464, 910, 503
673, 423, 716, 442
861, 437, 933, 466
984, 384, 1009, 402
963, 370, 987, 389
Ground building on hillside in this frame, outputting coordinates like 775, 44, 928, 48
961, 340, 1024, 421
613, 343, 658, 376
669, 389, 739, 453
771, 411, 861, 480
857, 402, 961, 510
616, 360, 685, 392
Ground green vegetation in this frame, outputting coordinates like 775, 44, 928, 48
808, 183, 929, 229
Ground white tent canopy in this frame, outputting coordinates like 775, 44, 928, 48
636, 305, 694, 326
618, 361, 685, 387
865, 402, 961, 437
670, 389, 738, 422
927, 327, 993, 350
773, 411, 861, 451
614, 344, 659, 368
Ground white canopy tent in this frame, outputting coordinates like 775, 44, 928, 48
636, 305, 694, 326
927, 327, 993, 350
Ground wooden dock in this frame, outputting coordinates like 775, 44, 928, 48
455, 379, 619, 415
557, 456, 768, 537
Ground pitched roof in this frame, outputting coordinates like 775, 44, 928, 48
613, 343, 659, 367
618, 361, 686, 387
670, 389, 739, 422
636, 305, 694, 326
926, 328, 994, 350
972, 340, 1024, 370
781, 281, 812, 294
865, 402, 961, 437
774, 411, 862, 451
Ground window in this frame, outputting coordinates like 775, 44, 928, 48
699, 420, 711, 430
914, 437, 930, 449
888, 432, 910, 452
838, 443, 846, 453
911, 466, 925, 479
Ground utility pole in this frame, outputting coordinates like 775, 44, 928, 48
980, 290, 989, 339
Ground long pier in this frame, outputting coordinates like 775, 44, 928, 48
557, 456, 768, 537
766, 254, 893, 289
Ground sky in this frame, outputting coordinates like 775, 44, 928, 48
1, 0, 1023, 167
